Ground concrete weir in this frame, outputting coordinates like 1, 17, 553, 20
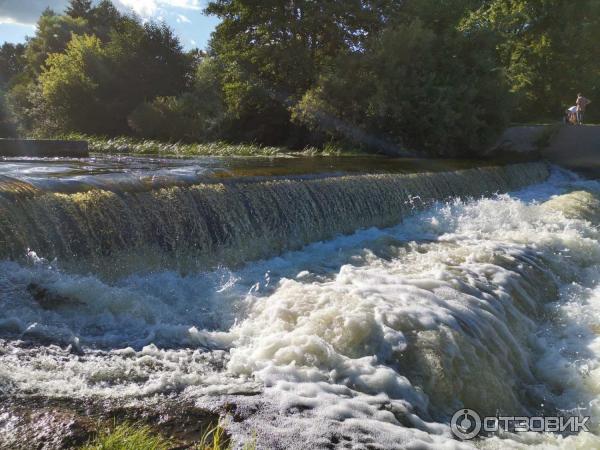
0, 139, 89, 157
542, 125, 600, 176
0, 162, 549, 275
488, 125, 600, 176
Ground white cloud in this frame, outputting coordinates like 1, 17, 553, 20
116, 0, 158, 17
0, 0, 204, 25
162, 0, 202, 10
176, 14, 191, 23
0, 17, 21, 25
115, 0, 201, 18
0, 0, 69, 25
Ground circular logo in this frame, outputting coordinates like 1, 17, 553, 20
451, 409, 482, 440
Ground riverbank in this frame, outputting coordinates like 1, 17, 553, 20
59, 134, 363, 157
487, 124, 600, 176
0, 395, 249, 449
542, 125, 600, 176
63, 124, 600, 170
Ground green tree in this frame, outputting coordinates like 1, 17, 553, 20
0, 88, 18, 137
0, 43, 25, 137
87, 0, 125, 42
293, 5, 510, 156
0, 43, 26, 86
8, 0, 192, 136
206, 0, 399, 146
128, 57, 226, 141
66, 0, 93, 19
462, 0, 600, 121
6, 1, 127, 136
100, 19, 192, 133
39, 34, 107, 133
24, 8, 88, 74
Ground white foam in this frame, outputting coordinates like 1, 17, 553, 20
2, 168, 600, 447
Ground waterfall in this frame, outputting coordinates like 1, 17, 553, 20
0, 163, 549, 274
4, 162, 600, 449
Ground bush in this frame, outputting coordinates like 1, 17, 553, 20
128, 58, 226, 142
293, 19, 510, 157
0, 88, 18, 137
128, 96, 184, 141
38, 33, 106, 134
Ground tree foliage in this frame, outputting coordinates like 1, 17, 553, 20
39, 34, 106, 134
206, 0, 399, 146
293, 5, 510, 156
461, 0, 600, 121
102, 20, 191, 133
66, 0, 93, 19
2, 0, 599, 154
24, 9, 88, 75
8, 1, 193, 136
128, 57, 225, 141
0, 43, 26, 86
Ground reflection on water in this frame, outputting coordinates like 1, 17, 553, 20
0, 154, 494, 193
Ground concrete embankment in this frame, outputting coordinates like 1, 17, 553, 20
542, 126, 600, 176
0, 139, 89, 157
489, 125, 600, 176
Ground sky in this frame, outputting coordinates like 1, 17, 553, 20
0, 0, 220, 50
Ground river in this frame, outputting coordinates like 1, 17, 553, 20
1, 155, 599, 449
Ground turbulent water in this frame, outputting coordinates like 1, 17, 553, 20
0, 163, 548, 275
2, 164, 600, 449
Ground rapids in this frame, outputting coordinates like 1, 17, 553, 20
0, 163, 548, 275
2, 164, 600, 449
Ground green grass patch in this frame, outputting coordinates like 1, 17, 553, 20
59, 134, 364, 157
82, 423, 171, 450
81, 422, 256, 450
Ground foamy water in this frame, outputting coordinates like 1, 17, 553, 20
2, 168, 600, 448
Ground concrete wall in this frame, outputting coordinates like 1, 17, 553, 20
488, 125, 600, 176
0, 139, 89, 157
542, 126, 600, 175
489, 126, 547, 156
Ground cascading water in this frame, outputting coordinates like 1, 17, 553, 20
0, 163, 548, 275
2, 162, 600, 449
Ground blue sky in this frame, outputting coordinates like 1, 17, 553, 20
0, 0, 220, 50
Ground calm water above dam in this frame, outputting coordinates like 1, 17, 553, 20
1, 157, 600, 449
0, 153, 492, 193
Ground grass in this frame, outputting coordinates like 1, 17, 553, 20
82, 423, 171, 450
82, 422, 257, 450
196, 423, 255, 450
59, 133, 363, 158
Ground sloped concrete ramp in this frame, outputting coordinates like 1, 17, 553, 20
542, 125, 600, 175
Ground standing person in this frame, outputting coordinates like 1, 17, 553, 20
576, 93, 591, 125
